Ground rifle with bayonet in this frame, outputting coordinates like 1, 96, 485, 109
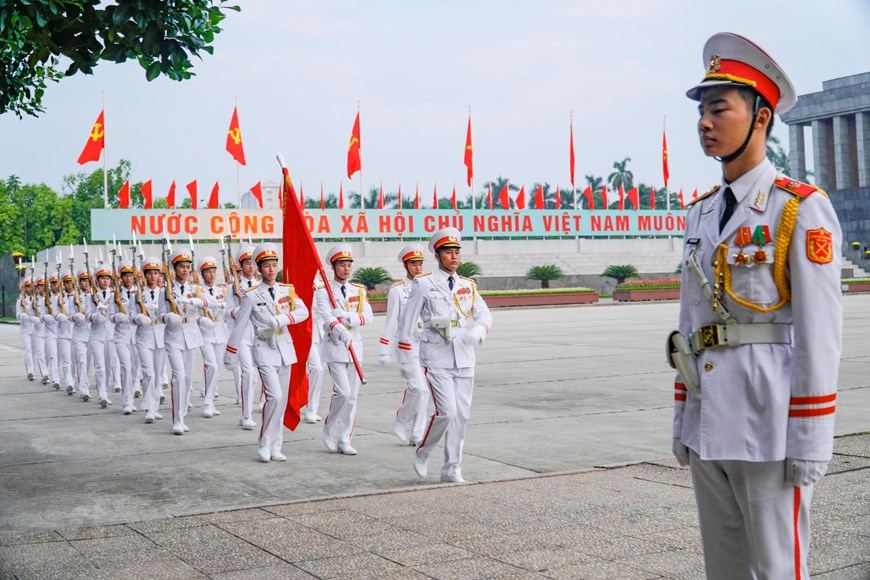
55, 251, 67, 316
69, 246, 83, 314
161, 238, 180, 315
82, 240, 98, 306
223, 235, 243, 302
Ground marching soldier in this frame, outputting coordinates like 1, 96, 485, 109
55, 273, 75, 395
70, 270, 92, 400
302, 279, 325, 424
225, 243, 308, 462
32, 278, 49, 384
109, 261, 137, 414
227, 246, 260, 429
380, 244, 429, 445
196, 256, 228, 418
159, 248, 207, 435
131, 257, 166, 423
88, 265, 115, 407
398, 228, 492, 483
15, 278, 36, 381
671, 33, 842, 579
316, 244, 373, 455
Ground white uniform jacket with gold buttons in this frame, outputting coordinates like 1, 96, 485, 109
380, 278, 422, 358
315, 281, 373, 364
226, 283, 308, 368
134, 285, 165, 349
159, 280, 205, 350
674, 159, 842, 462
397, 270, 493, 370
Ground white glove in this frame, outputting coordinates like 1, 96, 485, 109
31, 315, 41, 324
56, 314, 69, 323
134, 314, 151, 326
224, 352, 239, 371
113, 312, 129, 324
215, 301, 226, 311
42, 314, 56, 325
672, 438, 690, 467
92, 313, 107, 323
335, 324, 352, 347
785, 459, 828, 487
400, 362, 416, 380
72, 312, 86, 323
176, 296, 193, 305
267, 316, 285, 329
97, 304, 108, 313
199, 317, 215, 329
462, 324, 487, 346
164, 313, 182, 328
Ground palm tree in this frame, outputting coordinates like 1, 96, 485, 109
766, 135, 791, 175
602, 264, 639, 284
526, 264, 564, 289
607, 157, 634, 192
456, 261, 482, 278
351, 267, 392, 291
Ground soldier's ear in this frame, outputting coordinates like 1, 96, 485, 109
755, 107, 772, 132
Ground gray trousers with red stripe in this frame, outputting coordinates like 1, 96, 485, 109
689, 450, 812, 580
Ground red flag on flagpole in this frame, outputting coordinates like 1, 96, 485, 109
250, 181, 263, 208
487, 183, 493, 210
208, 182, 219, 209
186, 180, 197, 209
534, 185, 544, 209
378, 182, 385, 209
225, 105, 246, 165
678, 187, 685, 210
692, 188, 699, 200
555, 184, 561, 209
662, 127, 670, 190
510, 186, 526, 210
397, 184, 402, 209
601, 185, 608, 208
141, 179, 153, 209
166, 181, 176, 208
320, 183, 325, 210
649, 185, 656, 209
499, 184, 510, 209
464, 116, 473, 186
347, 111, 361, 178
433, 185, 438, 209
451, 185, 457, 210
77, 110, 105, 165
569, 118, 576, 188
117, 180, 130, 208
627, 187, 639, 210
583, 186, 595, 210
339, 184, 344, 209
414, 183, 420, 209
279, 163, 322, 431
299, 182, 304, 206
617, 185, 625, 211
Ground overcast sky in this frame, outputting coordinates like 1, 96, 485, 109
2, 0, 868, 206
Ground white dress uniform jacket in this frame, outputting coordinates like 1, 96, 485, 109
315, 281, 373, 363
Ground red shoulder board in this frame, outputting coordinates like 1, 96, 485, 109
774, 177, 819, 199
686, 185, 720, 207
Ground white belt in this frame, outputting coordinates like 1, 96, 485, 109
691, 323, 792, 355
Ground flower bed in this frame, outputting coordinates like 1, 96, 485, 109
842, 279, 870, 293
367, 287, 598, 312
613, 279, 681, 302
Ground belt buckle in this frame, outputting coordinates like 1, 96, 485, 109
450, 319, 459, 328
698, 324, 721, 349
275, 327, 283, 335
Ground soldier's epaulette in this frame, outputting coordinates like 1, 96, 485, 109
774, 177, 826, 199
350, 282, 365, 290
392, 280, 404, 287
459, 275, 477, 285
315, 283, 325, 290
279, 283, 294, 288
686, 185, 720, 207
417, 272, 432, 277
245, 285, 258, 292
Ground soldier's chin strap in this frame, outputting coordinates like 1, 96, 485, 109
715, 94, 762, 164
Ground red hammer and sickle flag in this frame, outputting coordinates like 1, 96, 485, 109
77, 110, 105, 165
226, 105, 246, 165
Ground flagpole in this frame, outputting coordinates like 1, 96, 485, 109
469, 105, 475, 211
664, 115, 670, 212
236, 96, 241, 208
571, 111, 577, 211
102, 90, 108, 208
357, 100, 363, 209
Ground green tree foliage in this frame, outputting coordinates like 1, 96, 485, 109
351, 267, 392, 291
766, 134, 791, 175
607, 157, 634, 193
1, 0, 240, 117
456, 261, 481, 278
602, 264, 639, 284
526, 264, 564, 289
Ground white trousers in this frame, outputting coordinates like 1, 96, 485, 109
44, 330, 59, 384
257, 364, 290, 453
137, 343, 164, 414
323, 362, 360, 444
20, 330, 34, 375
199, 341, 222, 408
417, 366, 474, 479
165, 345, 194, 425
34, 326, 47, 378
72, 339, 89, 395
237, 343, 257, 421
305, 343, 324, 415
57, 338, 73, 389
113, 337, 134, 407
88, 339, 112, 400
689, 451, 813, 580
395, 361, 429, 441
107, 339, 121, 389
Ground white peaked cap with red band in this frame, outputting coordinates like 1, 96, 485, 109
169, 248, 193, 266
252, 243, 279, 265
198, 256, 219, 272
429, 227, 462, 253
327, 244, 353, 264
398, 244, 425, 263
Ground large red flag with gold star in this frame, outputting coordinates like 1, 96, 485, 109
77, 110, 105, 165
226, 106, 246, 165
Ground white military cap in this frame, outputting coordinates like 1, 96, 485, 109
169, 248, 193, 266
198, 256, 219, 272
252, 243, 279, 265
237, 246, 254, 266
93, 263, 112, 278
398, 244, 425, 263
686, 32, 796, 113
142, 257, 162, 272
429, 227, 462, 253
327, 244, 353, 264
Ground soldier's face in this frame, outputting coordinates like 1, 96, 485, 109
80, 279, 91, 292
121, 272, 134, 287
174, 262, 191, 282
25, 285, 33, 295
333, 260, 352, 282
259, 260, 278, 284
97, 276, 111, 290
405, 259, 424, 278
50, 281, 59, 292
436, 247, 461, 273
63, 280, 73, 293
241, 259, 256, 278
145, 270, 161, 286
202, 268, 216, 285
697, 87, 754, 158
37, 284, 45, 295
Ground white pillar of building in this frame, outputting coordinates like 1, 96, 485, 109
832, 115, 854, 189
788, 123, 807, 181
856, 111, 870, 188
812, 119, 833, 191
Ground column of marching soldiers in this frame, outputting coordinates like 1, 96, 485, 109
13, 227, 492, 482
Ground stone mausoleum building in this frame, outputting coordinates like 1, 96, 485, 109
782, 72, 870, 257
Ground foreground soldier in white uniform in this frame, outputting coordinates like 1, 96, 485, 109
398, 228, 492, 483
32, 279, 49, 384
131, 257, 166, 423
71, 271, 93, 400
224, 243, 308, 462
197, 256, 227, 418
37, 276, 60, 389
302, 279, 325, 424
316, 245, 373, 456
15, 279, 36, 381
108, 262, 137, 414
55, 273, 75, 395
380, 244, 429, 445
88, 266, 116, 408
670, 33, 842, 579
227, 247, 260, 429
